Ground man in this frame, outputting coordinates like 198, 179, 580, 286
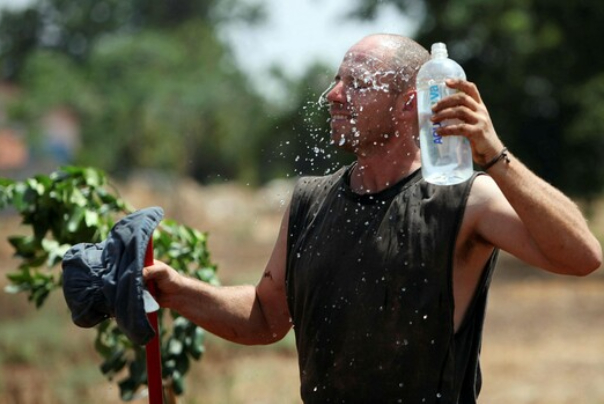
144, 34, 601, 403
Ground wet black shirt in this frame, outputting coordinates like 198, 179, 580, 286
285, 165, 497, 404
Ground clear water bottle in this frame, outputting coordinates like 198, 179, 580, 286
417, 43, 473, 185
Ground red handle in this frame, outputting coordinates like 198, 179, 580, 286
145, 240, 163, 404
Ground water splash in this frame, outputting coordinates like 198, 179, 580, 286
317, 81, 336, 108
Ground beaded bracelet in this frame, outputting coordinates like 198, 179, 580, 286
482, 147, 510, 171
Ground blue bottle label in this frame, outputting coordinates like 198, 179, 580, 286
428, 83, 458, 145
429, 84, 443, 145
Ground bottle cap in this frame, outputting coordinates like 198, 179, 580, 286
431, 42, 448, 58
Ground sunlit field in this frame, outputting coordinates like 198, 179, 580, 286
1, 177, 603, 404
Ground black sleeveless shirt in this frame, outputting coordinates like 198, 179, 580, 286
285, 165, 498, 404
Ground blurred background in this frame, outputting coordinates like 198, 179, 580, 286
0, 0, 603, 403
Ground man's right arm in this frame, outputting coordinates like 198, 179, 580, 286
143, 206, 292, 346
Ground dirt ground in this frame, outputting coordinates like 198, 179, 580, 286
1, 175, 603, 403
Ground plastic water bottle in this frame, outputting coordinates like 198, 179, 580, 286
417, 43, 472, 185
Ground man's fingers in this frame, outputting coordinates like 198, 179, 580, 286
431, 91, 477, 113
431, 106, 479, 125
143, 261, 162, 280
444, 79, 483, 103
436, 122, 479, 138
142, 266, 154, 280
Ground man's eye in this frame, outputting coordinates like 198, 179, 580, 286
351, 79, 371, 90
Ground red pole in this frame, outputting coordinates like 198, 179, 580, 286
145, 240, 163, 404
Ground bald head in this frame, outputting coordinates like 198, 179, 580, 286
346, 34, 429, 92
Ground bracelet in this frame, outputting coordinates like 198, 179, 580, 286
482, 147, 510, 171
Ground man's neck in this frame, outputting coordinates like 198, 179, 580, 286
350, 149, 421, 194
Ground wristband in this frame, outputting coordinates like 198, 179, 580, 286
482, 147, 510, 171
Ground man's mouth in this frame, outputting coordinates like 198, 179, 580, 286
330, 110, 358, 123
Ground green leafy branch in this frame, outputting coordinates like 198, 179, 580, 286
0, 166, 219, 401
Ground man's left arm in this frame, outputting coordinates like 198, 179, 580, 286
433, 79, 602, 275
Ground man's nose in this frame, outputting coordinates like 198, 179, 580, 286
326, 81, 346, 104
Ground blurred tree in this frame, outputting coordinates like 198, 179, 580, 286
0, 0, 276, 183
350, 0, 604, 200
79, 21, 269, 183
0, 7, 42, 80
0, 0, 265, 81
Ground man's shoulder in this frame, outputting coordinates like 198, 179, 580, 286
294, 166, 349, 193
462, 173, 506, 236
466, 173, 501, 205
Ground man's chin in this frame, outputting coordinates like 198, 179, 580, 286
330, 134, 358, 154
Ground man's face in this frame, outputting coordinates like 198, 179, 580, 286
325, 49, 401, 154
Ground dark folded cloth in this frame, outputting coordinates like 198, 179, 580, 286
62, 207, 163, 345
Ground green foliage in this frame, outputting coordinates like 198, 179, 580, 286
351, 0, 604, 197
562, 73, 604, 200
0, 0, 276, 185
75, 21, 270, 182
15, 50, 99, 116
0, 166, 219, 400
3, 19, 277, 185
0, 6, 42, 81
0, 0, 266, 81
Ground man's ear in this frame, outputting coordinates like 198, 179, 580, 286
402, 91, 416, 112
394, 90, 416, 121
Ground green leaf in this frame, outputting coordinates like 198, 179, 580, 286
168, 339, 184, 355
9, 235, 41, 259
66, 207, 86, 233
83, 167, 104, 187
171, 370, 185, 395
188, 327, 206, 360
69, 187, 88, 207
43, 239, 71, 267
0, 178, 15, 187
100, 350, 127, 376
118, 377, 137, 401
85, 210, 100, 228
4, 284, 26, 294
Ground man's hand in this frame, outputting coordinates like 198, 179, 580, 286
431, 79, 505, 167
143, 260, 184, 309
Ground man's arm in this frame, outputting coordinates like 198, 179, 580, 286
434, 79, 602, 275
467, 171, 601, 275
143, 206, 292, 345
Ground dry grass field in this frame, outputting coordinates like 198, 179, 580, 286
1, 175, 603, 404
